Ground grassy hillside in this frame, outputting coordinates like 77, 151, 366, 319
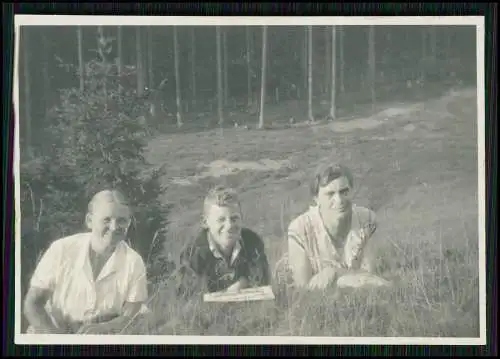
132, 86, 480, 337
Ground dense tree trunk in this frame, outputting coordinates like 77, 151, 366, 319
77, 26, 84, 92
190, 27, 197, 106
96, 26, 109, 112
446, 27, 452, 57
246, 26, 253, 107
328, 26, 337, 121
136, 27, 145, 97
147, 27, 154, 89
368, 25, 376, 111
339, 26, 345, 93
258, 25, 268, 130
117, 26, 123, 77
22, 29, 32, 155
223, 28, 229, 107
307, 26, 314, 122
41, 32, 51, 115
429, 26, 437, 67
173, 26, 183, 127
216, 26, 224, 126
421, 27, 427, 82
303, 28, 308, 97
324, 26, 331, 95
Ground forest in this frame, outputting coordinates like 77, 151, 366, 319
17, 24, 479, 337
19, 25, 476, 146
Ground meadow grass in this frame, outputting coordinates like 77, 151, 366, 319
129, 86, 480, 337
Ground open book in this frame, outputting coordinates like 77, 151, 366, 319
203, 285, 276, 303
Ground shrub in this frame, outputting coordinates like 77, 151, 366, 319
20, 27, 171, 303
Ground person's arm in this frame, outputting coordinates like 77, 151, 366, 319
176, 242, 211, 296
225, 277, 250, 293
358, 209, 378, 273
289, 222, 345, 290
23, 242, 68, 334
180, 243, 205, 276
78, 302, 144, 334
254, 242, 271, 286
227, 233, 271, 292
287, 223, 314, 288
247, 233, 271, 286
24, 287, 65, 334
308, 266, 348, 290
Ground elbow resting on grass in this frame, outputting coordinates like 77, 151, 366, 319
24, 287, 65, 334
288, 239, 344, 290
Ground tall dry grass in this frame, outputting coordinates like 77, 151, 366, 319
127, 181, 479, 337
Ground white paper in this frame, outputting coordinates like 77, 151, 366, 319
203, 285, 276, 303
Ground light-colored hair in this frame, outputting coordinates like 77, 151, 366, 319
202, 185, 241, 224
310, 162, 354, 198
87, 189, 131, 214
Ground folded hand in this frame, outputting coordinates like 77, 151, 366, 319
225, 277, 249, 293
29, 325, 68, 334
308, 266, 344, 290
77, 323, 111, 335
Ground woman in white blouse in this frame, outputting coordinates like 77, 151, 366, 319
284, 162, 391, 290
23, 190, 150, 334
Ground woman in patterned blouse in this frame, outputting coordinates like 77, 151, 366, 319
284, 162, 391, 290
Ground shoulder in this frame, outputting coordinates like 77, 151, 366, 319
119, 241, 147, 270
48, 232, 90, 255
241, 228, 265, 250
181, 229, 211, 260
36, 233, 91, 271
288, 207, 315, 235
192, 229, 211, 253
240, 229, 269, 266
288, 209, 310, 232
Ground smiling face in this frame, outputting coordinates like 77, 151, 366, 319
205, 203, 243, 252
316, 175, 353, 220
86, 199, 131, 254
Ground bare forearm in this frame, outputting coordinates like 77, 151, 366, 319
307, 266, 348, 290
24, 303, 60, 332
80, 313, 140, 335
360, 256, 374, 273
289, 265, 313, 288
99, 315, 135, 333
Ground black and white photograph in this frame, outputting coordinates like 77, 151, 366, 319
14, 15, 485, 345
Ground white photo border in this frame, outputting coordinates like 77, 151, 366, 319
12, 15, 486, 346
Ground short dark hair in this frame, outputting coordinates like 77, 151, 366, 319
310, 162, 354, 197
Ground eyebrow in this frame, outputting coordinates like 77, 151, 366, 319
327, 187, 349, 193
103, 216, 129, 220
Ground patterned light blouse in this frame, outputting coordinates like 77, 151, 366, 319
287, 204, 377, 277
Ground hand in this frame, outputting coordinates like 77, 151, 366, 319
30, 325, 68, 334
308, 266, 344, 290
225, 277, 249, 293
360, 223, 376, 240
77, 323, 111, 335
